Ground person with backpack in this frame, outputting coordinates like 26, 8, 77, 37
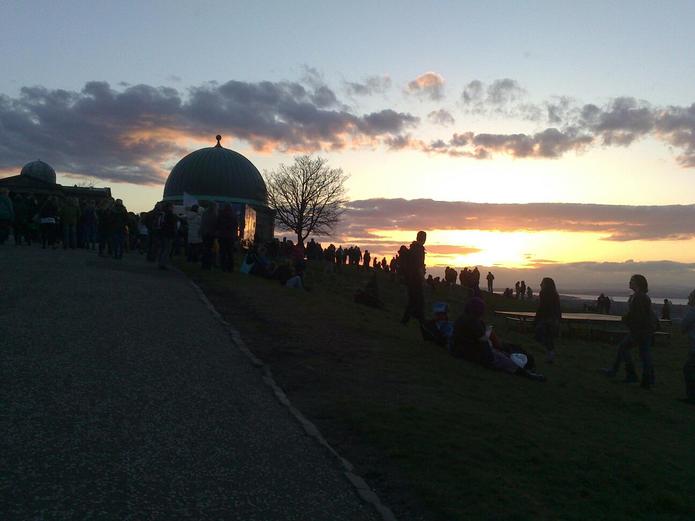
400, 230, 427, 325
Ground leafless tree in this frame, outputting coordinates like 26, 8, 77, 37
264, 155, 349, 245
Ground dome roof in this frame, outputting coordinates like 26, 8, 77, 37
21, 160, 57, 184
163, 136, 268, 206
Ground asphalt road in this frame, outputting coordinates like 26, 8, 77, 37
1, 245, 379, 520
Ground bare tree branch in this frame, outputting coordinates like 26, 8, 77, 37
263, 155, 349, 245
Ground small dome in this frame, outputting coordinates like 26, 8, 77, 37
163, 136, 268, 206
21, 160, 57, 184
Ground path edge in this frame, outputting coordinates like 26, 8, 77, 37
188, 278, 398, 521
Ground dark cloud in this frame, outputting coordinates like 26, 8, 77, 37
0, 79, 418, 184
406, 72, 445, 101
341, 198, 695, 242
418, 128, 592, 159
579, 97, 655, 146
462, 78, 526, 115
344, 75, 392, 96
427, 109, 455, 126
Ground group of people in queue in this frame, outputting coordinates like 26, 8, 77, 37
0, 189, 136, 258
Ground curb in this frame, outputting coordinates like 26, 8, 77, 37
188, 279, 398, 521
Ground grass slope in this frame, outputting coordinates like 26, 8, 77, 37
178, 258, 695, 521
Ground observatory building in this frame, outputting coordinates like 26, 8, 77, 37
0, 160, 111, 201
163, 135, 275, 242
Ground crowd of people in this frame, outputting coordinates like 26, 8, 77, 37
3, 189, 695, 403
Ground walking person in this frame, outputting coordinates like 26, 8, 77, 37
601, 274, 657, 388
681, 289, 695, 404
534, 277, 561, 363
400, 230, 427, 325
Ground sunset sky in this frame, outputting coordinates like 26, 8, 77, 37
1, 1, 694, 293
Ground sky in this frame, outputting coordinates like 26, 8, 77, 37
1, 0, 694, 293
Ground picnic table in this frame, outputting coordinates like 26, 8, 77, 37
494, 311, 672, 343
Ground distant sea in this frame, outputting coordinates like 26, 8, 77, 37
562, 293, 688, 306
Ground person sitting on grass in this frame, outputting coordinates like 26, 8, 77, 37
450, 297, 546, 381
354, 272, 383, 309
420, 302, 454, 348
681, 289, 695, 404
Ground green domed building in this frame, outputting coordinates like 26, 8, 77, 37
163, 136, 275, 242
0, 159, 111, 201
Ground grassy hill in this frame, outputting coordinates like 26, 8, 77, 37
178, 257, 695, 521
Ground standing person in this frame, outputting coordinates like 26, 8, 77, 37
661, 298, 672, 321
363, 249, 371, 270
520, 281, 527, 300
137, 212, 149, 254
12, 194, 29, 245
199, 202, 218, 270
145, 202, 163, 262
400, 230, 427, 325
601, 274, 657, 388
110, 199, 128, 259
486, 271, 495, 293
158, 202, 177, 270
681, 289, 695, 404
534, 277, 562, 363
97, 198, 114, 256
186, 204, 202, 262
59, 197, 80, 249
39, 196, 59, 249
82, 200, 98, 250
216, 203, 238, 272
0, 188, 14, 244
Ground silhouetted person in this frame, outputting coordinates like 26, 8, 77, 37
401, 230, 426, 325
520, 280, 527, 300
534, 277, 561, 363
0, 188, 14, 244
601, 274, 657, 388
515, 281, 521, 299
216, 203, 238, 272
39, 196, 59, 249
661, 298, 671, 321
472, 267, 481, 290
363, 249, 371, 269
158, 202, 178, 270
486, 271, 494, 293
682, 289, 695, 404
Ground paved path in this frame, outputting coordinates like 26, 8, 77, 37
1, 246, 379, 520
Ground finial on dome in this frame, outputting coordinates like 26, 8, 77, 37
215, 135, 222, 147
